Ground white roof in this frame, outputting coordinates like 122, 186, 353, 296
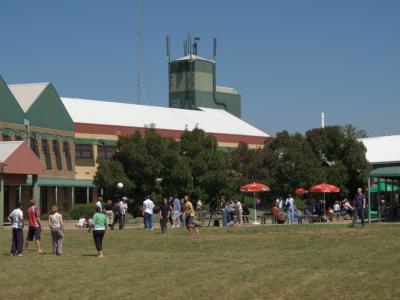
0, 141, 23, 163
61, 97, 269, 138
173, 54, 214, 62
360, 135, 400, 164
216, 86, 239, 95
8, 83, 49, 112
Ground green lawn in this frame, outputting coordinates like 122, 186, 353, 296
0, 224, 399, 299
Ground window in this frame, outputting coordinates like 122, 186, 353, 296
52, 140, 60, 156
41, 139, 52, 169
42, 139, 49, 154
52, 140, 62, 170
63, 142, 72, 171
2, 134, 11, 141
30, 138, 39, 157
98, 145, 115, 159
63, 142, 70, 157
75, 144, 93, 159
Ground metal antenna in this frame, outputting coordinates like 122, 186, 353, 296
193, 37, 200, 55
183, 39, 188, 56
166, 36, 171, 62
188, 33, 192, 59
213, 37, 217, 60
136, 0, 141, 104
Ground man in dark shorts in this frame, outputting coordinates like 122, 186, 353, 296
159, 198, 171, 234
24, 199, 42, 253
183, 195, 199, 235
349, 188, 366, 228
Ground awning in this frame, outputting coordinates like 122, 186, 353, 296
369, 182, 398, 192
369, 166, 400, 179
25, 177, 95, 187
0, 141, 43, 175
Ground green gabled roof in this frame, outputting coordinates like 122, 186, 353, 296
9, 82, 74, 132
0, 75, 25, 125
370, 166, 400, 179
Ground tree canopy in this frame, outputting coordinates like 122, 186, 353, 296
94, 125, 371, 214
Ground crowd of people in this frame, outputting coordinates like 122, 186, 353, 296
6, 188, 367, 258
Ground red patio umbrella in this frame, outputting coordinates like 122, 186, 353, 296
310, 183, 340, 216
240, 182, 270, 224
295, 188, 308, 196
310, 183, 340, 193
240, 182, 270, 192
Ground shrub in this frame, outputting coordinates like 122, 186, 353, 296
69, 204, 96, 220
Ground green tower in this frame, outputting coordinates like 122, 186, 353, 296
167, 36, 241, 118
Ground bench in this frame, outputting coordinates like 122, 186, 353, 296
303, 214, 320, 224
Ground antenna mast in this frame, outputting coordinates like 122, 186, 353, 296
136, 0, 141, 104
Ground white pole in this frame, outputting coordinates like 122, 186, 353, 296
18, 185, 21, 203
55, 186, 58, 206
321, 112, 325, 128
253, 192, 260, 225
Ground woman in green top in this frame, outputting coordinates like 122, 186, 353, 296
88, 206, 108, 258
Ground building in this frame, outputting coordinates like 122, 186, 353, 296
0, 74, 270, 221
360, 135, 400, 221
168, 54, 241, 117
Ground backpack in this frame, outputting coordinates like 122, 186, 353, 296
213, 220, 220, 227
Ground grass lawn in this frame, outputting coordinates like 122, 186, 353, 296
0, 224, 399, 299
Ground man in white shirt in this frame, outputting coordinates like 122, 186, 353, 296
235, 200, 243, 225
285, 194, 295, 224
143, 196, 155, 230
120, 197, 128, 229
8, 202, 24, 256
96, 196, 103, 211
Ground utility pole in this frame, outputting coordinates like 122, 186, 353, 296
136, 0, 141, 104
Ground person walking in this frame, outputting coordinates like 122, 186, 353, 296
96, 196, 103, 211
143, 195, 155, 230
110, 199, 123, 230
183, 195, 199, 235
104, 200, 114, 227
220, 196, 228, 227
349, 188, 366, 228
159, 198, 171, 234
172, 194, 181, 228
88, 206, 108, 258
48, 205, 64, 256
285, 194, 295, 224
8, 202, 24, 256
25, 199, 42, 253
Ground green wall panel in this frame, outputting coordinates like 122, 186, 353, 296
26, 83, 74, 132
0, 76, 25, 124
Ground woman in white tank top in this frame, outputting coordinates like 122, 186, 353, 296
48, 206, 64, 256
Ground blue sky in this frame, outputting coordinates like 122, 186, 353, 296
1, 0, 399, 136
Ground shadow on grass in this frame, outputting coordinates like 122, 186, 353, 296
82, 254, 98, 257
